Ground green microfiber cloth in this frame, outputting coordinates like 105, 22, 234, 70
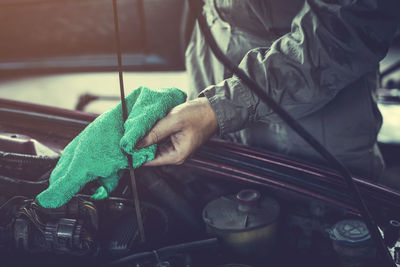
36, 86, 187, 208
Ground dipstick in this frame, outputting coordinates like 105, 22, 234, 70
112, 0, 145, 242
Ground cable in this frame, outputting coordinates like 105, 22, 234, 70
187, 1, 395, 266
0, 174, 48, 186
0, 151, 59, 174
0, 196, 27, 212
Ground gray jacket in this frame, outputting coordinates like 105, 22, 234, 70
186, 0, 400, 180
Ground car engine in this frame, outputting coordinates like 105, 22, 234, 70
0, 133, 396, 267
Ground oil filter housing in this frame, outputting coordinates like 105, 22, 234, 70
202, 189, 280, 256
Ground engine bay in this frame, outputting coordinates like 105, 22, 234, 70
0, 185, 381, 267
0, 133, 399, 267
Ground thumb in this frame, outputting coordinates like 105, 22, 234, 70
136, 114, 181, 149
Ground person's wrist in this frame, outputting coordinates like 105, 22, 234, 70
198, 97, 218, 135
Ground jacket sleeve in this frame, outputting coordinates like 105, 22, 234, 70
201, 0, 400, 135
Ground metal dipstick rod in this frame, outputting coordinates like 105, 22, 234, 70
112, 0, 146, 242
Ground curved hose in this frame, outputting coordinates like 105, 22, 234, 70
0, 174, 48, 196
137, 168, 202, 231
0, 151, 59, 177
0, 151, 59, 167
105, 238, 218, 266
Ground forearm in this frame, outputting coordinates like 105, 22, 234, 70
201, 0, 399, 135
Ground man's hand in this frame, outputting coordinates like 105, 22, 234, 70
136, 97, 218, 166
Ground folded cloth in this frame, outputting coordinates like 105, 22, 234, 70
36, 86, 187, 208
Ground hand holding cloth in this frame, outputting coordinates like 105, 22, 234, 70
36, 86, 186, 208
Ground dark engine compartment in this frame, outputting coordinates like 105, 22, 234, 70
0, 133, 399, 267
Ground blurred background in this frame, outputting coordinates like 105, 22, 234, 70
0, 0, 185, 70
0, 0, 189, 112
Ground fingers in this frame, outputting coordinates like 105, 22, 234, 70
136, 113, 181, 149
138, 99, 218, 167
143, 141, 187, 166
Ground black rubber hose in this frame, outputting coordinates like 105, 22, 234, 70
0, 151, 59, 172
0, 151, 58, 180
136, 168, 202, 231
0, 174, 48, 185
104, 238, 218, 266
187, 1, 395, 266
0, 174, 48, 195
